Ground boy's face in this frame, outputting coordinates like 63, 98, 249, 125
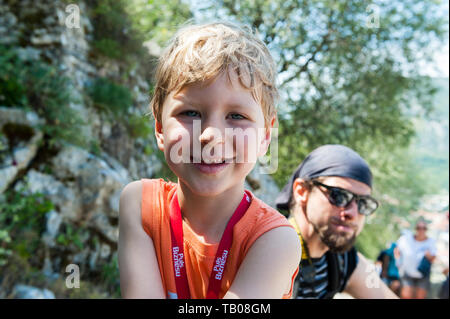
155, 69, 272, 197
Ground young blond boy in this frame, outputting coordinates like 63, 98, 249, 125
118, 22, 301, 299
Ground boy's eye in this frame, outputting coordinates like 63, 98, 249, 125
181, 110, 200, 117
228, 113, 246, 120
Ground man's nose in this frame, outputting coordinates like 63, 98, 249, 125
339, 199, 359, 220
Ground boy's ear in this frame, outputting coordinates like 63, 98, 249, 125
155, 120, 165, 151
257, 116, 276, 157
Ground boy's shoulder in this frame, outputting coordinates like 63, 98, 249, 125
120, 179, 176, 229
121, 179, 143, 197
121, 178, 176, 197
239, 191, 295, 245
246, 192, 290, 224
121, 179, 162, 207
119, 181, 144, 231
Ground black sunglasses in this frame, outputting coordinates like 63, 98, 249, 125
311, 180, 379, 216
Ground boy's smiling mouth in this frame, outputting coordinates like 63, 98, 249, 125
191, 156, 234, 164
190, 156, 233, 174
193, 161, 230, 174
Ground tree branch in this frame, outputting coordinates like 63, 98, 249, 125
280, 8, 335, 87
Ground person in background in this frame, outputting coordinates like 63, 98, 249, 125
377, 242, 401, 296
438, 211, 449, 299
439, 267, 449, 299
396, 218, 437, 299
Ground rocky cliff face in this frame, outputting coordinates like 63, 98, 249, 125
0, 0, 280, 298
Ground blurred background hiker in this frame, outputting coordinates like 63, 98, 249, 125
438, 212, 449, 299
376, 242, 401, 296
396, 218, 437, 299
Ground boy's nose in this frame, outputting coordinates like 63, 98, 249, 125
199, 125, 224, 146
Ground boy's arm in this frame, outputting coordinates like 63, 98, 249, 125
118, 181, 165, 298
223, 226, 301, 299
343, 252, 398, 299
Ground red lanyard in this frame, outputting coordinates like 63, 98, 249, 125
169, 191, 251, 299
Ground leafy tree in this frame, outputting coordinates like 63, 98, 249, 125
207, 0, 447, 186
197, 0, 448, 257
126, 0, 192, 46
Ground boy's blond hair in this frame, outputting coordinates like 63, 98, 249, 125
150, 22, 278, 127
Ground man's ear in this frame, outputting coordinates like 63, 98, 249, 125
292, 178, 309, 206
257, 116, 276, 157
155, 120, 165, 151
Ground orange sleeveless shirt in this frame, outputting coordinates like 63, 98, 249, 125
141, 178, 298, 299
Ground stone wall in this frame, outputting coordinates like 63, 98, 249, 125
0, 0, 280, 298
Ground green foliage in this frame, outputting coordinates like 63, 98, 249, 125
0, 46, 28, 107
126, 0, 192, 46
88, 0, 146, 62
0, 132, 7, 164
86, 77, 133, 116
0, 189, 53, 233
101, 253, 121, 298
127, 113, 153, 138
204, 0, 447, 182
0, 229, 12, 267
0, 45, 90, 148
0, 254, 112, 299
205, 0, 448, 258
93, 39, 123, 61
0, 188, 54, 260
354, 145, 426, 258
86, 77, 154, 141
410, 78, 449, 192
56, 224, 85, 250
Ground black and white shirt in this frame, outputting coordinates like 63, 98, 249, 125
294, 247, 358, 299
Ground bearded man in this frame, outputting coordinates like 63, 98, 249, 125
276, 144, 398, 299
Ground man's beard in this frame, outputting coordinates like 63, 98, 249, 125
311, 219, 357, 253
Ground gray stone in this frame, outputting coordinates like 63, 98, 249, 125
12, 284, 55, 299
30, 30, 62, 46
16, 47, 42, 61
0, 107, 44, 194
18, 169, 81, 221
42, 210, 62, 247
72, 248, 90, 266
51, 145, 130, 218
100, 243, 111, 259
52, 145, 129, 183
246, 162, 280, 209
108, 188, 122, 218
46, 210, 62, 238
91, 212, 119, 243
0, 106, 43, 129
0, 9, 19, 44
89, 242, 99, 270
42, 256, 60, 281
